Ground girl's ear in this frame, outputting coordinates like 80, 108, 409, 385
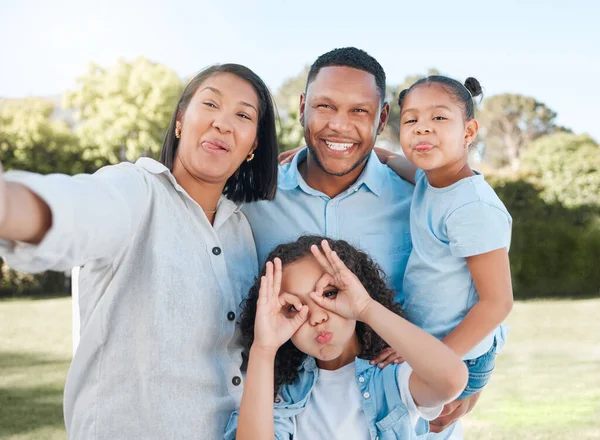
464, 118, 479, 148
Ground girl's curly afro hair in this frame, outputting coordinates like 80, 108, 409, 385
238, 235, 404, 397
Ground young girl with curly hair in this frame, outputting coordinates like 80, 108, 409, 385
224, 235, 468, 440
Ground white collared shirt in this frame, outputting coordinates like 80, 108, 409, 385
1, 158, 257, 439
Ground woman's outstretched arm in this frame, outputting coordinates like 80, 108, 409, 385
0, 161, 149, 272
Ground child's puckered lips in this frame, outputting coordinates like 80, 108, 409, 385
316, 331, 333, 344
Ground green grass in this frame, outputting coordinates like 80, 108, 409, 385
0, 298, 71, 440
1, 298, 599, 439
462, 298, 600, 439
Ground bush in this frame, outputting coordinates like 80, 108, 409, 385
0, 259, 69, 298
521, 133, 600, 208
487, 173, 600, 298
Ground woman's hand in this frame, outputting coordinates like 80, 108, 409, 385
278, 146, 302, 165
309, 240, 374, 321
253, 258, 309, 354
373, 147, 399, 164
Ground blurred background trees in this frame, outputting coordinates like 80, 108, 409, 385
1, 59, 599, 298
65, 57, 183, 163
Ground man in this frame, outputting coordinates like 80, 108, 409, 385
243, 47, 479, 439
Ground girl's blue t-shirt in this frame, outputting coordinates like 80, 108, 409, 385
402, 169, 512, 360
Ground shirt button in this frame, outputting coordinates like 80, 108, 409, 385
363, 392, 370, 399
212, 246, 222, 255
227, 311, 236, 321
232, 376, 241, 386
358, 376, 365, 383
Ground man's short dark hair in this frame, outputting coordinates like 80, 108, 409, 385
306, 47, 387, 103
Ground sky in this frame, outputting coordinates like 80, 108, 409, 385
1, 0, 599, 141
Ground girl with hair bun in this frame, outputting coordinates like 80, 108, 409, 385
382, 75, 514, 400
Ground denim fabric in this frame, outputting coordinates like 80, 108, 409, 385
458, 339, 498, 399
224, 357, 432, 440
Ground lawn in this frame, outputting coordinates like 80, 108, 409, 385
1, 297, 599, 439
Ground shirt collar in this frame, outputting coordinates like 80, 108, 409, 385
300, 355, 318, 372
134, 157, 241, 217
135, 157, 170, 175
278, 147, 308, 191
278, 147, 384, 197
299, 356, 375, 376
353, 150, 384, 197
354, 357, 376, 375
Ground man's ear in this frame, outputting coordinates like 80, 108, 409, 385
299, 93, 306, 127
377, 102, 391, 135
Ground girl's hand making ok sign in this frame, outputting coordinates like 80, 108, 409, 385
252, 258, 309, 354
309, 240, 374, 322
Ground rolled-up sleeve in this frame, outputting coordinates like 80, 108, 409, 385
0, 163, 149, 272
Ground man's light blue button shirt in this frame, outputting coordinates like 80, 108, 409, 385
242, 147, 414, 303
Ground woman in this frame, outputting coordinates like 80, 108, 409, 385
0, 64, 278, 439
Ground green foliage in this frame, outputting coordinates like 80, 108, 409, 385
277, 108, 304, 153
487, 173, 600, 298
521, 133, 600, 208
478, 94, 560, 170
274, 66, 308, 152
1, 60, 597, 299
275, 65, 308, 112
65, 57, 183, 163
0, 260, 67, 297
0, 98, 98, 174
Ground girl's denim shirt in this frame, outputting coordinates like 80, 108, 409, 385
224, 356, 431, 440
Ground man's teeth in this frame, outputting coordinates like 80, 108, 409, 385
325, 141, 354, 151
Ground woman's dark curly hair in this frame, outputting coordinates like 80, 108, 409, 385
238, 235, 404, 397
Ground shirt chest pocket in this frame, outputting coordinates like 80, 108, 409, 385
375, 404, 417, 439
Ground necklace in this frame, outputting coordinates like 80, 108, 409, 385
203, 208, 217, 214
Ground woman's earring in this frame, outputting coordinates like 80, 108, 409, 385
246, 152, 255, 162
175, 124, 181, 139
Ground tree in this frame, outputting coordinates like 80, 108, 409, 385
65, 57, 183, 163
382, 69, 440, 144
478, 94, 560, 170
276, 107, 305, 153
274, 66, 309, 152
521, 133, 600, 208
0, 98, 92, 296
0, 98, 95, 174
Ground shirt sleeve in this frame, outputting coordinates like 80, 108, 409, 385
397, 363, 443, 428
445, 201, 512, 258
0, 163, 149, 273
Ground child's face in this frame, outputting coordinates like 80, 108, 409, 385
399, 84, 477, 172
280, 255, 361, 370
